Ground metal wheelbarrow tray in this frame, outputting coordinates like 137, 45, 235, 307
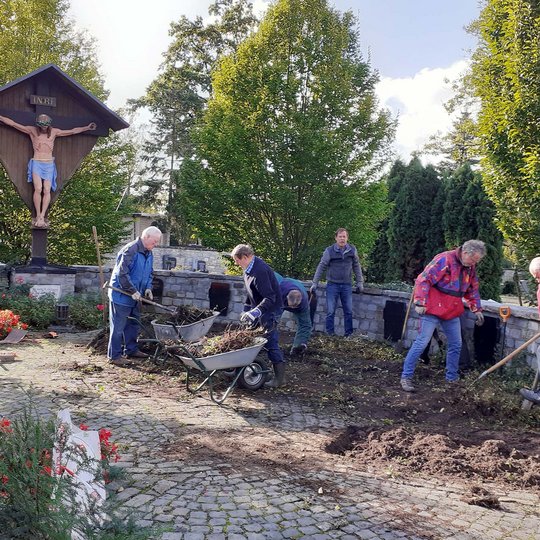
176, 336, 269, 404
151, 311, 220, 342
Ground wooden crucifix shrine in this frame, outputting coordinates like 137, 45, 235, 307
0, 64, 128, 267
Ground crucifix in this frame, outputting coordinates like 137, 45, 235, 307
0, 64, 128, 268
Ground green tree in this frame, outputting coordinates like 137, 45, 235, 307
179, 0, 394, 276
131, 0, 258, 243
469, 0, 540, 261
446, 164, 503, 300
422, 111, 481, 168
0, 0, 133, 264
367, 160, 406, 283
386, 158, 442, 282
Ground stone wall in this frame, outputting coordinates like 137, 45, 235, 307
152, 246, 227, 274
72, 266, 540, 370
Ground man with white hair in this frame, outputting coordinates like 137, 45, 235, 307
520, 257, 540, 405
107, 226, 162, 366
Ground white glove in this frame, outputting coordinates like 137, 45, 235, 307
240, 307, 262, 325
131, 291, 141, 301
310, 285, 317, 294
414, 305, 426, 315
144, 289, 153, 300
475, 311, 485, 326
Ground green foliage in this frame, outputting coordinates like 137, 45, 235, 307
445, 164, 503, 301
63, 295, 104, 330
368, 160, 503, 300
469, 0, 540, 262
0, 0, 133, 265
385, 158, 443, 283
0, 401, 157, 539
0, 408, 78, 539
179, 0, 394, 277
131, 0, 258, 243
0, 289, 56, 329
422, 111, 482, 167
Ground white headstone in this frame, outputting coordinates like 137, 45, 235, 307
30, 284, 62, 300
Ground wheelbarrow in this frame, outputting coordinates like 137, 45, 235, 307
151, 311, 220, 342
174, 336, 269, 404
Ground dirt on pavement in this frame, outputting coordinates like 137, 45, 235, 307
83, 329, 540, 494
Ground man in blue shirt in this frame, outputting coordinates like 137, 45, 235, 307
232, 244, 285, 388
275, 273, 312, 356
311, 228, 364, 336
107, 226, 162, 366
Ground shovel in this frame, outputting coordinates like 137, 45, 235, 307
395, 292, 414, 353
498, 306, 511, 360
103, 283, 178, 315
475, 330, 540, 382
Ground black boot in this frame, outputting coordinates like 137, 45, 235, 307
264, 362, 286, 388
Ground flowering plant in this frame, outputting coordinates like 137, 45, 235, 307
79, 424, 120, 483
0, 309, 28, 339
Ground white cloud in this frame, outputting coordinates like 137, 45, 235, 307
376, 60, 470, 164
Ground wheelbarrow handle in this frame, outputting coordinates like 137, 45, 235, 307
103, 282, 177, 314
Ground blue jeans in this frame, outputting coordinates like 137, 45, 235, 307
108, 302, 141, 360
261, 311, 284, 365
292, 308, 312, 347
325, 282, 353, 336
401, 314, 462, 382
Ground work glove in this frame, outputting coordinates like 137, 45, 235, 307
353, 284, 363, 294
414, 305, 426, 316
131, 291, 142, 301
144, 288, 153, 301
474, 311, 485, 326
240, 307, 262, 326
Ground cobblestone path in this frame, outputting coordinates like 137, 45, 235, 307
0, 334, 539, 539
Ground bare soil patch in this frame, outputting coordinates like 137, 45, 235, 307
85, 327, 540, 493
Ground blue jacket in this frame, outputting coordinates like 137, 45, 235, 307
243, 257, 282, 315
312, 243, 363, 286
274, 272, 309, 313
109, 238, 154, 307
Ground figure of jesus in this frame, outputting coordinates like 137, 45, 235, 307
0, 113, 96, 227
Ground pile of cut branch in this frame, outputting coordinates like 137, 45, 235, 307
183, 327, 262, 358
154, 305, 215, 326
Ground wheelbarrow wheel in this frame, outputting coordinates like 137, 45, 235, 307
237, 358, 267, 391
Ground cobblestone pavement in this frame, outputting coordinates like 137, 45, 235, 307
1, 334, 539, 540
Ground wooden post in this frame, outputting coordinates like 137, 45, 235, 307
92, 226, 108, 324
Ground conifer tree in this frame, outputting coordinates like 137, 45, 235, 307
386, 158, 442, 283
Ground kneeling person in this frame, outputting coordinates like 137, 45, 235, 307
276, 273, 312, 356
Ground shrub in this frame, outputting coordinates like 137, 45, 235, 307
0, 291, 56, 329
63, 295, 105, 330
0, 403, 155, 539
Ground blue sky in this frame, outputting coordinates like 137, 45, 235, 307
68, 0, 482, 162
333, 1, 479, 78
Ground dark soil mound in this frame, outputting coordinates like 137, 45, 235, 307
326, 426, 540, 488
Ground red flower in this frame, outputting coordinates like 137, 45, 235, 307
41, 466, 52, 476
96, 304, 104, 311
79, 423, 89, 431
1, 475, 8, 484
98, 428, 111, 442
0, 418, 12, 434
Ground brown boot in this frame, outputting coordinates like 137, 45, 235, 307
264, 362, 286, 388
